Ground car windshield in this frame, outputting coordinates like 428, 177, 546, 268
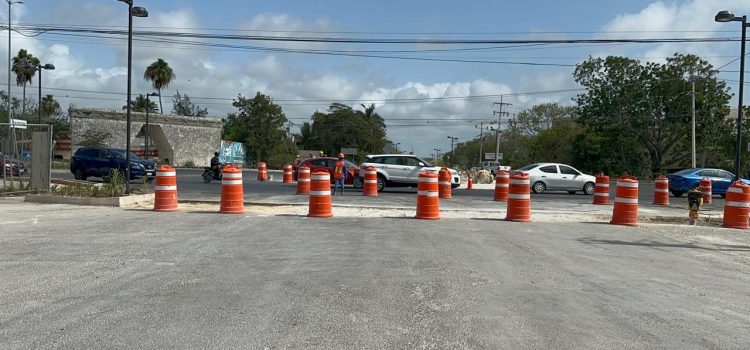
517, 164, 538, 171
673, 169, 697, 176
110, 149, 140, 160
416, 158, 433, 167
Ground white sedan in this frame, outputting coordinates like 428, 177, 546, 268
516, 163, 596, 195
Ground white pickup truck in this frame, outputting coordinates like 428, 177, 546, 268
472, 161, 511, 176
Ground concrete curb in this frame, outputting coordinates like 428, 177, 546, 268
25, 193, 155, 207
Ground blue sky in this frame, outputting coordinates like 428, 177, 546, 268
3, 0, 750, 157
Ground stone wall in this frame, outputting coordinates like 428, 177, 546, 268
69, 108, 222, 167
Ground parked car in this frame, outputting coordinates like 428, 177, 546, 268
667, 168, 750, 197
472, 161, 511, 175
295, 157, 361, 186
70, 147, 157, 181
517, 163, 596, 194
1, 152, 27, 176
358, 154, 460, 192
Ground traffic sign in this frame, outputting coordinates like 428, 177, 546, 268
484, 152, 503, 160
10, 118, 26, 129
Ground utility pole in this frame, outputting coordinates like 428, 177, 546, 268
493, 96, 511, 163
433, 148, 441, 163
447, 136, 458, 167
691, 79, 696, 169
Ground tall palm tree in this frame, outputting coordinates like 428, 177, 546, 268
11, 49, 40, 118
143, 58, 175, 113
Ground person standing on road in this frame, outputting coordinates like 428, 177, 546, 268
333, 153, 347, 195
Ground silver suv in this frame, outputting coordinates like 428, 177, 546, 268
357, 154, 460, 192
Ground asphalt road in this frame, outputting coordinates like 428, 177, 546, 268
53, 168, 727, 209
1, 200, 749, 349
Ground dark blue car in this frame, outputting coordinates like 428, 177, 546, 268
70, 147, 157, 181
667, 168, 750, 197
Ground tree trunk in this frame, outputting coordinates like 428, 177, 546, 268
21, 83, 26, 118
158, 89, 163, 114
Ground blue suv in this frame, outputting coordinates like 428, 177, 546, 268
70, 147, 157, 181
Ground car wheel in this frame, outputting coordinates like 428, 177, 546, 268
352, 176, 363, 189
583, 182, 595, 195
671, 190, 684, 197
532, 181, 546, 194
567, 190, 577, 194
377, 175, 386, 192
74, 168, 87, 181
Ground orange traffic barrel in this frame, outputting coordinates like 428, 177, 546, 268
593, 173, 610, 205
653, 175, 669, 205
438, 168, 452, 199
283, 164, 293, 183
257, 162, 268, 181
308, 171, 333, 217
610, 175, 638, 226
153, 165, 178, 211
506, 172, 531, 222
363, 166, 378, 197
220, 164, 244, 214
723, 180, 750, 229
416, 171, 439, 220
467, 175, 473, 190
493, 170, 510, 202
296, 166, 311, 195
699, 178, 712, 204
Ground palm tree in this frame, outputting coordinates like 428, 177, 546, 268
11, 49, 40, 118
40, 95, 61, 120
123, 94, 159, 113
143, 58, 175, 113
293, 122, 316, 150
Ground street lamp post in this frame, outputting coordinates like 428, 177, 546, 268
145, 92, 158, 160
433, 148, 441, 163
34, 63, 54, 124
715, 10, 749, 179
447, 136, 458, 167
394, 142, 401, 154
118, 0, 148, 192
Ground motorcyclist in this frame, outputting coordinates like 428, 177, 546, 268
210, 152, 222, 177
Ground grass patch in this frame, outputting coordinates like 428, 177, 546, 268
51, 160, 70, 170
51, 169, 126, 197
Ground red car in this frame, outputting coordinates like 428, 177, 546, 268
296, 157, 361, 187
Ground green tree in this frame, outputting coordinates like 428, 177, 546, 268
143, 58, 175, 114
40, 94, 61, 119
310, 103, 389, 160
223, 92, 289, 164
123, 94, 159, 113
171, 90, 208, 117
516, 103, 577, 136
11, 49, 40, 118
293, 121, 317, 150
573, 54, 731, 177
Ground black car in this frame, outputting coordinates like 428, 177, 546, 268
70, 147, 157, 181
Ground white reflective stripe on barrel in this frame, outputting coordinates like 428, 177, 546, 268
311, 174, 330, 181
156, 171, 175, 177
439, 181, 451, 185
654, 188, 669, 193
617, 181, 638, 188
366, 171, 376, 175
417, 190, 439, 197
728, 187, 744, 193
223, 173, 242, 179
594, 192, 609, 196
298, 178, 310, 182
298, 169, 310, 173
595, 183, 609, 187
701, 190, 711, 194
155, 185, 177, 191
656, 179, 668, 184
508, 193, 530, 200
310, 190, 331, 196
222, 180, 243, 185
495, 183, 509, 188
726, 201, 750, 208
419, 177, 438, 183
284, 171, 292, 174
497, 175, 510, 179
615, 197, 638, 204
365, 180, 377, 184
510, 179, 529, 185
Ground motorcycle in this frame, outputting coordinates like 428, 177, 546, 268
202, 164, 223, 183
